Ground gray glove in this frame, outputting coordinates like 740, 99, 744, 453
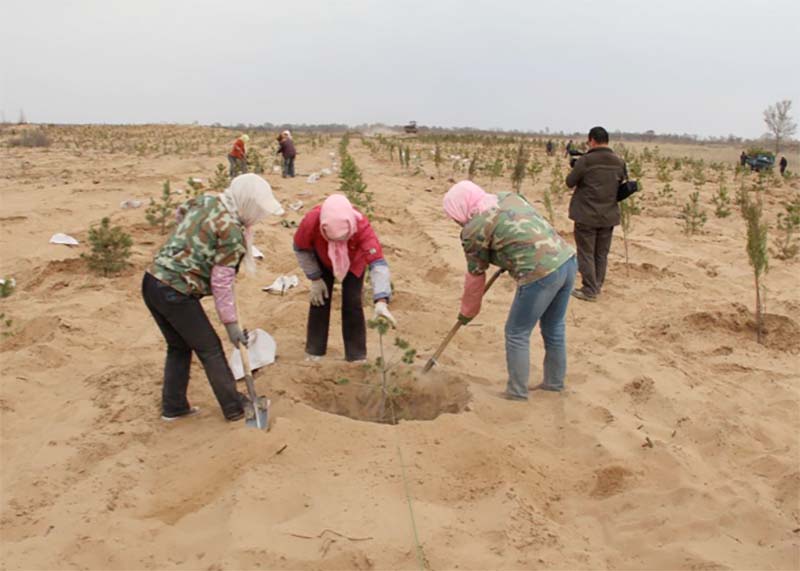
225, 322, 248, 348
309, 279, 329, 307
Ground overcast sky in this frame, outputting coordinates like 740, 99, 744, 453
1, 0, 798, 138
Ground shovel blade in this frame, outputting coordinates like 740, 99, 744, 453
245, 396, 270, 430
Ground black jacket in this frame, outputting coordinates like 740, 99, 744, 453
566, 147, 626, 227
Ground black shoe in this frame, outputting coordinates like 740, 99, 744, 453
225, 410, 245, 422
571, 288, 597, 302
161, 406, 200, 422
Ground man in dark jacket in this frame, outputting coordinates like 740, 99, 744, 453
565, 126, 626, 302
780, 156, 788, 176
277, 131, 297, 178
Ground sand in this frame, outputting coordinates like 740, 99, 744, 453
1, 125, 798, 570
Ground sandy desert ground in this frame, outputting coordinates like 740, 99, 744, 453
1, 125, 798, 570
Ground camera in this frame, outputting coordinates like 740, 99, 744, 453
568, 149, 584, 168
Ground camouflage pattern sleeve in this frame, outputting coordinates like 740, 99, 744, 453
461, 225, 491, 276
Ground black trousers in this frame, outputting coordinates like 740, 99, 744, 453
573, 223, 614, 297
141, 273, 244, 419
282, 156, 295, 177
305, 269, 367, 361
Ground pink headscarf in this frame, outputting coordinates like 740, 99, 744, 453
443, 181, 499, 225
320, 194, 362, 281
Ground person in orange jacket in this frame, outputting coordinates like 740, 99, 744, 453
228, 134, 249, 178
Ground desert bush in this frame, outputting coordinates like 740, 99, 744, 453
549, 160, 564, 203
467, 155, 479, 181
680, 191, 707, 235
209, 163, 229, 192
712, 178, 732, 218
82, 217, 133, 276
8, 130, 51, 148
186, 177, 205, 198
619, 195, 641, 272
339, 137, 373, 215
543, 187, 555, 225
0, 313, 13, 338
433, 143, 443, 175
740, 193, 769, 344
510, 143, 528, 194
146, 181, 178, 235
366, 316, 417, 423
526, 157, 544, 188
0, 277, 15, 298
246, 147, 264, 174
658, 182, 675, 202
488, 157, 504, 188
772, 197, 800, 260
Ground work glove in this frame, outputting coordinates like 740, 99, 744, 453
374, 300, 397, 328
225, 322, 248, 348
457, 313, 473, 326
309, 279, 329, 307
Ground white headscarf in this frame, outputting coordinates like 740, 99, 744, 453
281, 130, 291, 140
219, 174, 284, 274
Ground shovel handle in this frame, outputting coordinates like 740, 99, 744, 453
423, 268, 505, 373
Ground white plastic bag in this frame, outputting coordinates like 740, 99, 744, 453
262, 274, 299, 294
49, 233, 79, 246
229, 328, 277, 380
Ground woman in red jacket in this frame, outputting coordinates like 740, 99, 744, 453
228, 134, 249, 178
294, 194, 395, 361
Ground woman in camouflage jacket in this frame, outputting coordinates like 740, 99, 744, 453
443, 181, 577, 401
143, 174, 284, 421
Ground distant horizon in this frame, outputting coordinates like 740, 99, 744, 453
2, 117, 793, 146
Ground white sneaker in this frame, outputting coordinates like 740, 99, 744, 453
304, 353, 323, 362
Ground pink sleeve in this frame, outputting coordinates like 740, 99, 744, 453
211, 265, 237, 324
460, 271, 486, 318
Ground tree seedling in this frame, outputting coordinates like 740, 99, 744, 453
145, 180, 178, 235
82, 217, 133, 276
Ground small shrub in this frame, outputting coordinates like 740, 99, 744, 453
81, 217, 133, 276
772, 197, 800, 260
186, 177, 205, 198
246, 147, 265, 174
8, 130, 51, 148
658, 182, 675, 202
0, 278, 15, 298
209, 163, 229, 192
0, 312, 13, 338
619, 195, 641, 272
526, 157, 544, 188
680, 191, 707, 236
740, 194, 769, 344
434, 143, 443, 175
366, 316, 417, 423
146, 180, 178, 235
488, 157, 504, 188
511, 143, 528, 193
712, 179, 732, 218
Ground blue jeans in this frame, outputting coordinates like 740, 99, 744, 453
504, 256, 577, 399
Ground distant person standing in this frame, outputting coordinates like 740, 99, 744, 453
546, 140, 554, 156
277, 130, 297, 178
780, 155, 788, 176
740, 151, 747, 167
565, 126, 626, 302
564, 140, 574, 157
228, 134, 249, 178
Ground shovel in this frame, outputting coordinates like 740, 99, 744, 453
240, 343, 270, 430
423, 268, 505, 373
